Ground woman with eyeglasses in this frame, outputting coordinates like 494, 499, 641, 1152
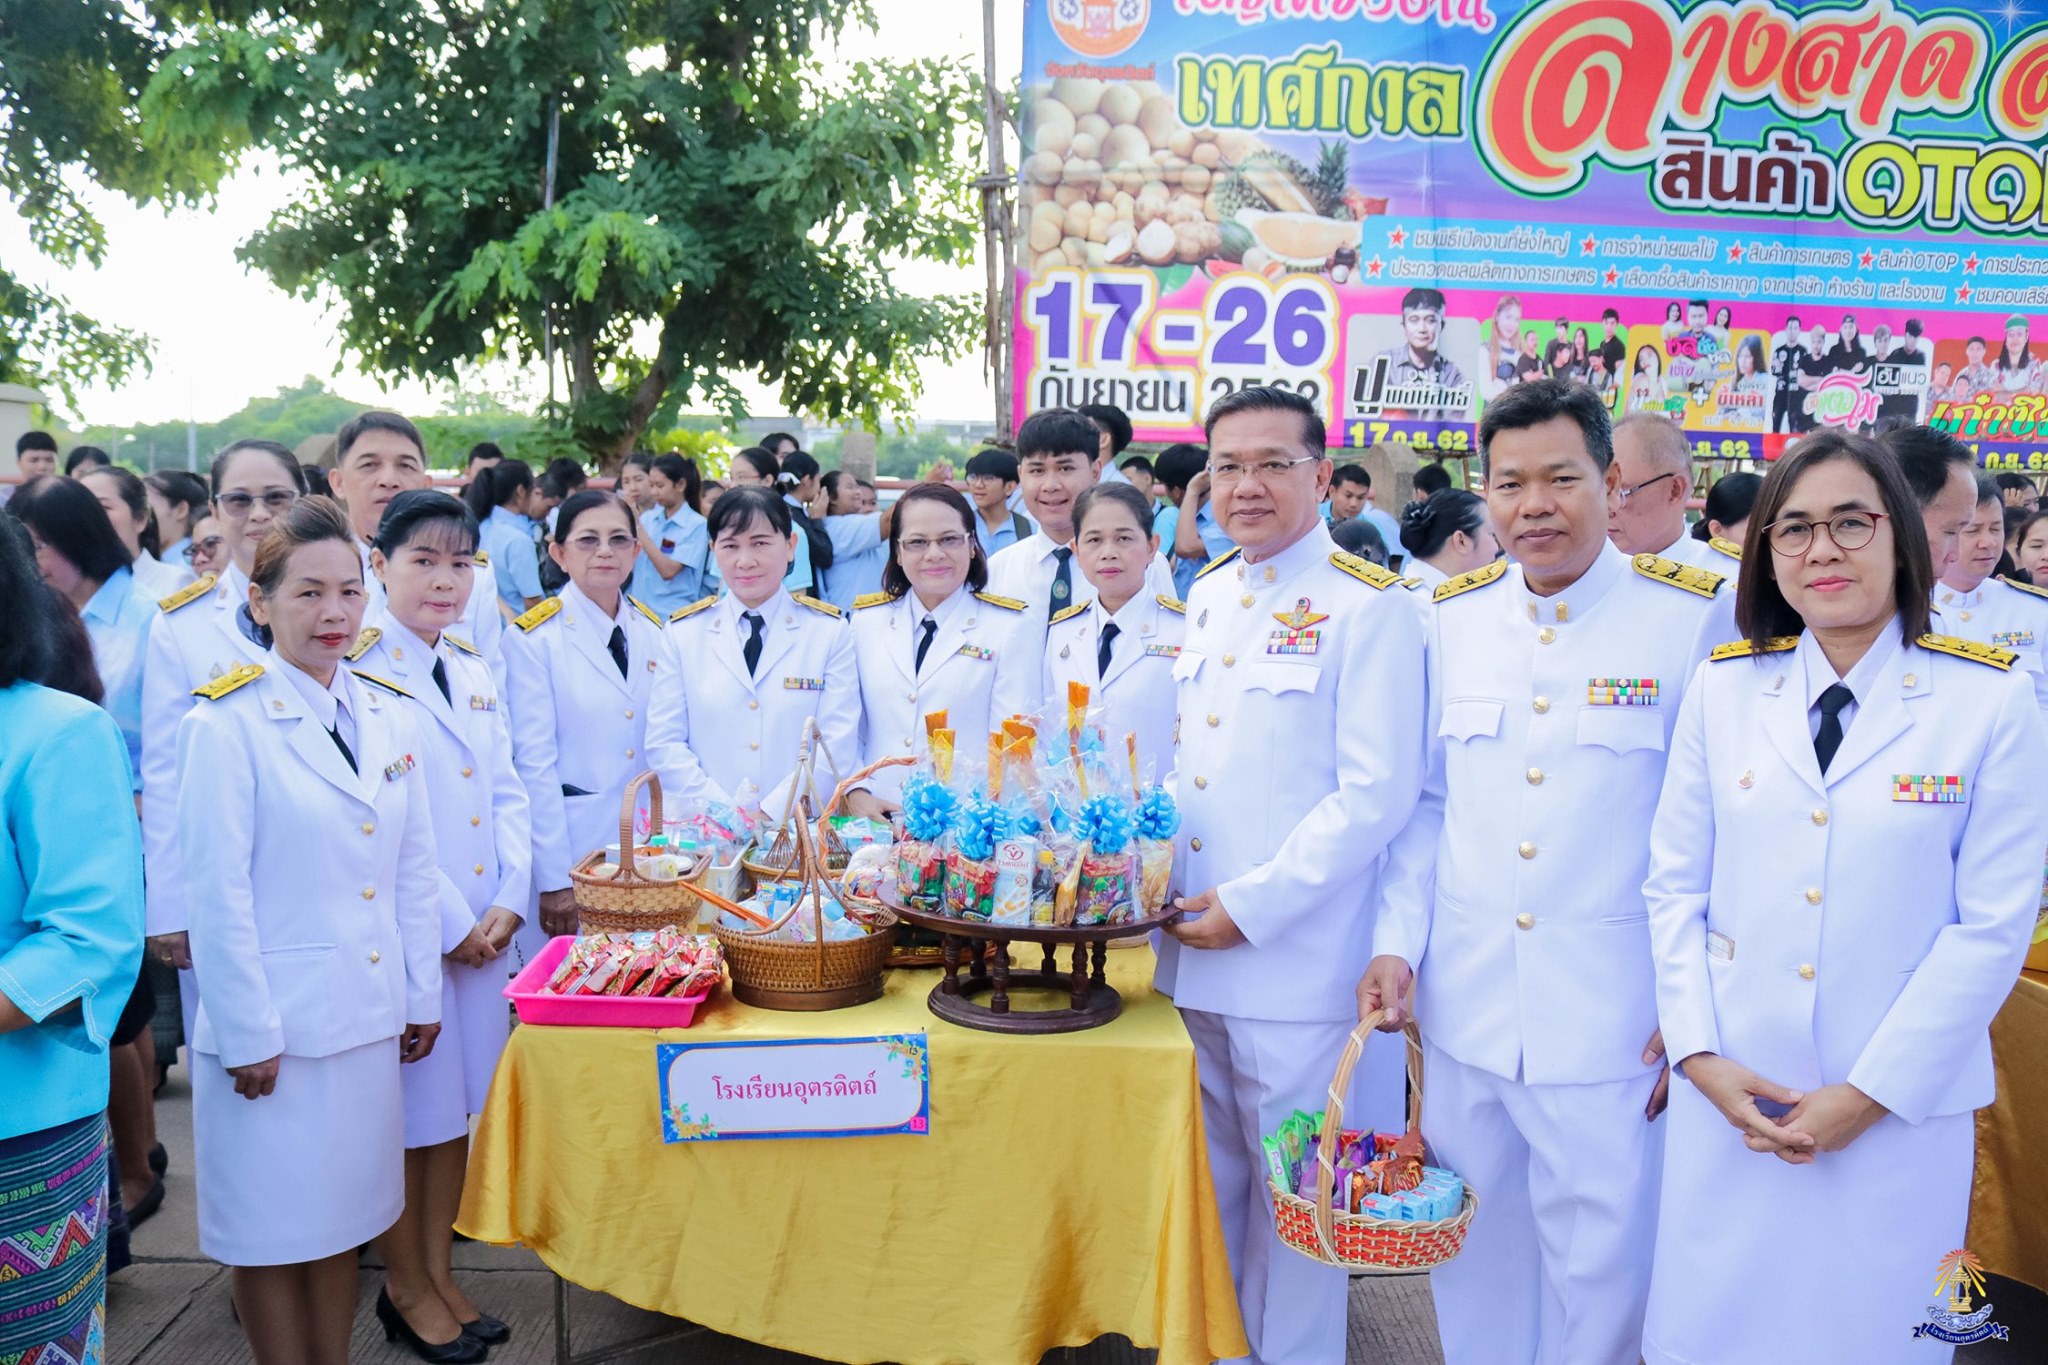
80, 465, 188, 598
645, 486, 859, 823
1641, 430, 2048, 1365
503, 492, 663, 953
185, 514, 226, 578
842, 484, 1036, 818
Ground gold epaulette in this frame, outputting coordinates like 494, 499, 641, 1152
795, 593, 843, 618
1156, 594, 1186, 615
444, 633, 479, 656
512, 597, 562, 632
474, 550, 490, 566
669, 596, 718, 623
158, 573, 217, 614
1709, 637, 1798, 662
350, 669, 414, 698
1400, 576, 1425, 590
1433, 558, 1506, 602
2000, 575, 2048, 601
345, 627, 381, 662
191, 663, 263, 699
627, 595, 663, 627
973, 592, 1025, 612
1194, 548, 1241, 581
1919, 634, 2017, 670
1633, 553, 1726, 599
1708, 537, 1744, 561
1330, 551, 1400, 589
1050, 600, 1091, 626
852, 592, 893, 610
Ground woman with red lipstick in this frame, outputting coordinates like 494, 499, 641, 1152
176, 497, 444, 1365
1642, 431, 2048, 1365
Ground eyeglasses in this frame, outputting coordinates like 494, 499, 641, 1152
183, 535, 225, 563
1617, 472, 1675, 506
898, 534, 969, 555
216, 490, 299, 517
1207, 455, 1320, 485
567, 532, 637, 554
1765, 510, 1888, 556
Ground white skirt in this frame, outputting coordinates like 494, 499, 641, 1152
1643, 1078, 1973, 1365
192, 1040, 405, 1266
400, 956, 513, 1148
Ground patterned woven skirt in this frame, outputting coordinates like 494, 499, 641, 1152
0, 1114, 108, 1365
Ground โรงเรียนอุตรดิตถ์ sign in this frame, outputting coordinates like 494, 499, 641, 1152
656, 1033, 931, 1142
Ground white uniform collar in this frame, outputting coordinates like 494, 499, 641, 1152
1646, 524, 1692, 560
216, 560, 251, 606
562, 578, 629, 630
1935, 578, 1987, 609
270, 647, 356, 733
1236, 520, 1334, 589
1798, 620, 1901, 701
1514, 538, 1628, 624
1027, 531, 1076, 566
1099, 590, 1153, 632
723, 585, 792, 629
903, 583, 968, 631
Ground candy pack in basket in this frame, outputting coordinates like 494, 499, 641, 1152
538, 927, 724, 999
1265, 1113, 1465, 1222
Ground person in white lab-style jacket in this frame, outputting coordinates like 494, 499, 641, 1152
1163, 387, 1428, 1365
502, 491, 664, 953
646, 487, 861, 820
1363, 379, 1729, 1365
1042, 482, 1185, 781
840, 485, 1040, 816
1642, 432, 2048, 1365
354, 491, 529, 1358
175, 497, 443, 1365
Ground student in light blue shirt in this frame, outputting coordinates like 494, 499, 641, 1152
967, 448, 1034, 557
1328, 462, 1406, 563
819, 472, 892, 610
1152, 442, 1231, 597
630, 453, 710, 614
469, 459, 544, 613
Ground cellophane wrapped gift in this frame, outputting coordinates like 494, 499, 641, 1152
895, 769, 956, 911
1134, 783, 1180, 916
1072, 791, 1137, 925
943, 790, 1004, 920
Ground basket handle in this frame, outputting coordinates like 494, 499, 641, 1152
796, 796, 829, 988
816, 755, 915, 853
1308, 1012, 1426, 1263
609, 770, 664, 887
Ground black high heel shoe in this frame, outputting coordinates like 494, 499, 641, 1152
375, 1288, 486, 1363
459, 1314, 510, 1345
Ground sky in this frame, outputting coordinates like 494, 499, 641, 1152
0, 0, 1027, 431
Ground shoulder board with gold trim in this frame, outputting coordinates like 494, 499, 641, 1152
191, 662, 263, 700
627, 595, 663, 627
443, 632, 479, 657
1633, 553, 1725, 599
473, 549, 490, 566
1709, 636, 1798, 662
350, 669, 415, 698
345, 627, 381, 662
1330, 551, 1400, 589
1433, 558, 1507, 603
1050, 600, 1091, 626
1400, 576, 1425, 591
1918, 633, 2017, 670
852, 592, 893, 611
973, 592, 1025, 612
1708, 537, 1744, 561
1156, 594, 1186, 615
668, 596, 718, 623
512, 597, 562, 633
1194, 548, 1241, 582
795, 593, 844, 619
158, 572, 218, 614
1999, 575, 2048, 601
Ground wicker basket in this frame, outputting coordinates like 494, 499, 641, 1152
1269, 1012, 1478, 1274
568, 771, 707, 933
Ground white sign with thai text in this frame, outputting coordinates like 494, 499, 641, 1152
656, 1033, 930, 1141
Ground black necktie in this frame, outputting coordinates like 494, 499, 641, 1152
328, 724, 358, 774
1097, 621, 1120, 679
1814, 683, 1854, 774
742, 612, 765, 676
607, 624, 628, 678
1050, 546, 1073, 619
431, 656, 452, 704
914, 617, 938, 674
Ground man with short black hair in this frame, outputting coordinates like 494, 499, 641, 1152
964, 448, 1031, 556
1374, 287, 1467, 406
1327, 464, 1372, 524
1598, 308, 1627, 383
1413, 462, 1454, 498
1771, 317, 1807, 433
1881, 423, 1980, 583
1995, 471, 2038, 509
1152, 441, 1228, 596
6, 431, 58, 503
1116, 454, 1155, 501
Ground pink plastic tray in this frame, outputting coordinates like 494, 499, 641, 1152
503, 935, 719, 1028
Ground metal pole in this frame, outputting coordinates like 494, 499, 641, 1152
979, 0, 1015, 443
543, 97, 561, 410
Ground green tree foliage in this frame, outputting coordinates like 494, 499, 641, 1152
143, 1, 985, 464
811, 426, 984, 480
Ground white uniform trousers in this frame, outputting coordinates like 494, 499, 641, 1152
1422, 1041, 1663, 1365
1181, 1009, 1405, 1365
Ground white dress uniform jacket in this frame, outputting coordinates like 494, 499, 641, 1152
354, 613, 533, 1144
1934, 575, 2048, 710
502, 581, 663, 908
984, 531, 1178, 624
646, 589, 861, 819
1642, 629, 2048, 1365
1042, 592, 1185, 782
850, 586, 1041, 800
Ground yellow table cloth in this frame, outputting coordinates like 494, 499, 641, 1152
457, 948, 1250, 1365
1970, 969, 2048, 1292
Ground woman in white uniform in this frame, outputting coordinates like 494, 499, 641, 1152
1042, 482, 1184, 779
357, 491, 528, 1360
176, 496, 443, 1365
503, 490, 663, 947
843, 484, 1039, 816
1642, 430, 2048, 1365
1394, 488, 1499, 594
646, 486, 860, 819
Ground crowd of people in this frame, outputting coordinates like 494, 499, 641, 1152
3, 382, 2045, 1365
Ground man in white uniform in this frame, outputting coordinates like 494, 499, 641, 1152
1362, 378, 1729, 1365
1163, 386, 1427, 1365
1930, 468, 2048, 710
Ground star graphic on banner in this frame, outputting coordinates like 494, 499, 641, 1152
1996, 0, 2035, 37
1957, 283, 1974, 304
1964, 253, 1980, 273
1388, 225, 1407, 248
1604, 266, 1620, 287
1365, 255, 1385, 278
1859, 248, 1875, 269
1580, 234, 1597, 255
1728, 243, 1744, 262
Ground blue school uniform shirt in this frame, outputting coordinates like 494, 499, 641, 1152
80, 566, 152, 790
483, 506, 543, 613
630, 502, 710, 614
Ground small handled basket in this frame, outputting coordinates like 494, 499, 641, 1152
568, 771, 708, 933
1269, 1011, 1478, 1274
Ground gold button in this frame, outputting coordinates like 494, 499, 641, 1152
1518, 841, 1537, 859
1902, 673, 1916, 687
1532, 696, 1550, 714
461, 766, 473, 778
1805, 888, 1822, 905
1811, 809, 1828, 826
1194, 776, 1208, 789
1537, 627, 1556, 644
1190, 836, 1204, 851
749, 741, 760, 750
369, 950, 381, 963
1960, 610, 1972, 622
361, 822, 375, 835
361, 887, 376, 900
749, 700, 760, 710
1241, 594, 1255, 608
1222, 654, 1236, 667
474, 863, 486, 875
1526, 768, 1543, 785
1515, 913, 1535, 930
1798, 964, 1816, 981
625, 708, 635, 719
470, 816, 481, 827
626, 748, 635, 758
1207, 714, 1220, 727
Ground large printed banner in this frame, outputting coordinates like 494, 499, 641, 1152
1015, 0, 2048, 465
